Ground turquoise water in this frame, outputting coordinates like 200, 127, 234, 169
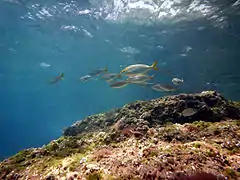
0, 0, 240, 160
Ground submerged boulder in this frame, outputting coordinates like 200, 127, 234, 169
64, 91, 240, 136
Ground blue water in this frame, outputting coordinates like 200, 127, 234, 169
0, 0, 240, 160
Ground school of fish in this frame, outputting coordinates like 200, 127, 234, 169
48, 60, 185, 92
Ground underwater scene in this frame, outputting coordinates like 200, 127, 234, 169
0, 0, 240, 179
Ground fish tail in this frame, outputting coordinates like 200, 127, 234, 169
106, 79, 113, 82
60, 72, 65, 80
120, 68, 126, 75
151, 60, 158, 70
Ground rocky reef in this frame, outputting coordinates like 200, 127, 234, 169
0, 91, 239, 179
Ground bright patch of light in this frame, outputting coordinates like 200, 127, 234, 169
13, 0, 230, 28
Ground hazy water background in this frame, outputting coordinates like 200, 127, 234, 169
0, 0, 240, 160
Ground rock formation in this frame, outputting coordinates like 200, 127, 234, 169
0, 91, 239, 179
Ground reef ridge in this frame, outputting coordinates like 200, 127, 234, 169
0, 91, 239, 180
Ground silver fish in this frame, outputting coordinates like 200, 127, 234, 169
127, 74, 154, 82
40, 62, 51, 68
181, 108, 196, 117
48, 73, 64, 84
120, 60, 158, 75
152, 83, 177, 92
110, 81, 128, 88
89, 66, 108, 76
172, 78, 184, 85
80, 75, 92, 82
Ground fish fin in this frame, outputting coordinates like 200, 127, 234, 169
104, 66, 108, 72
120, 68, 126, 75
151, 60, 158, 70
59, 73, 65, 80
60, 72, 64, 77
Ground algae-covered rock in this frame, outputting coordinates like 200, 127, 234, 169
0, 91, 239, 180
64, 91, 240, 136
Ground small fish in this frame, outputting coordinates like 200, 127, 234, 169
8, 48, 16, 52
40, 62, 51, 68
120, 60, 158, 75
181, 108, 196, 117
172, 78, 184, 85
180, 54, 187, 57
101, 73, 121, 82
127, 74, 154, 82
80, 75, 92, 82
48, 73, 64, 84
110, 81, 129, 88
185, 46, 192, 52
152, 83, 177, 92
89, 66, 108, 76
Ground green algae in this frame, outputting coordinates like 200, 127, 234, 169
68, 154, 86, 171
227, 146, 239, 155
86, 172, 119, 180
229, 100, 240, 108
10, 149, 32, 164
43, 136, 86, 158
75, 120, 89, 132
102, 132, 120, 144
147, 149, 158, 157
192, 121, 211, 129
233, 120, 240, 126
194, 142, 201, 148
210, 107, 221, 113
86, 171, 103, 180
44, 141, 59, 152
0, 149, 37, 174
225, 168, 237, 179
206, 149, 216, 157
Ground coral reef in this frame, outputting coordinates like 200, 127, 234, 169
0, 91, 239, 179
